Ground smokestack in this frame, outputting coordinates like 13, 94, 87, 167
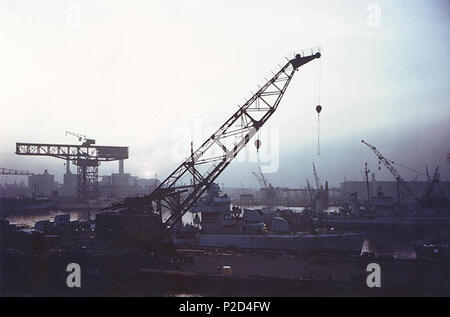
66, 159, 70, 174
119, 159, 124, 174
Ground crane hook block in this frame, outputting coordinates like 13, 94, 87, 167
255, 139, 262, 151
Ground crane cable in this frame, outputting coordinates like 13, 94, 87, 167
317, 111, 320, 156
316, 56, 322, 156
390, 160, 428, 179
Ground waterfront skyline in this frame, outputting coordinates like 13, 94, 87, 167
1, 0, 449, 187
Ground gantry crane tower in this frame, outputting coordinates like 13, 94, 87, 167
361, 139, 422, 206
105, 50, 321, 228
15, 134, 128, 198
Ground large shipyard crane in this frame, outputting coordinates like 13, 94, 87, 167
15, 134, 128, 198
361, 140, 422, 206
106, 50, 321, 229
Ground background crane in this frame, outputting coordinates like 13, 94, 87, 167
0, 168, 34, 176
252, 166, 269, 189
423, 166, 444, 200
312, 162, 321, 189
65, 131, 96, 146
105, 50, 321, 228
361, 139, 422, 206
16, 133, 128, 198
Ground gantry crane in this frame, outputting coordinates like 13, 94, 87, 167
361, 140, 422, 206
423, 166, 444, 200
15, 133, 128, 198
105, 50, 321, 228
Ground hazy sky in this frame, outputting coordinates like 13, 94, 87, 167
0, 0, 449, 188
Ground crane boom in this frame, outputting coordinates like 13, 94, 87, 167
252, 171, 265, 188
306, 178, 315, 207
312, 162, 321, 189
106, 50, 321, 228
252, 167, 270, 188
65, 131, 87, 141
361, 140, 421, 205
258, 166, 269, 188
0, 168, 34, 176
65, 131, 96, 146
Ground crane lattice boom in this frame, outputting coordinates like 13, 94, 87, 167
361, 139, 421, 205
252, 166, 269, 188
312, 162, 321, 189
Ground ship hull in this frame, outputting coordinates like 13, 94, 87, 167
176, 233, 365, 255
321, 217, 450, 232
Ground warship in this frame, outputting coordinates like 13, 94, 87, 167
175, 184, 365, 255
2, 49, 449, 297
319, 187, 450, 233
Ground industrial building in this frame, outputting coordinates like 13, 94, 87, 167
0, 181, 27, 198
99, 172, 159, 198
27, 169, 58, 198
0, 161, 159, 199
